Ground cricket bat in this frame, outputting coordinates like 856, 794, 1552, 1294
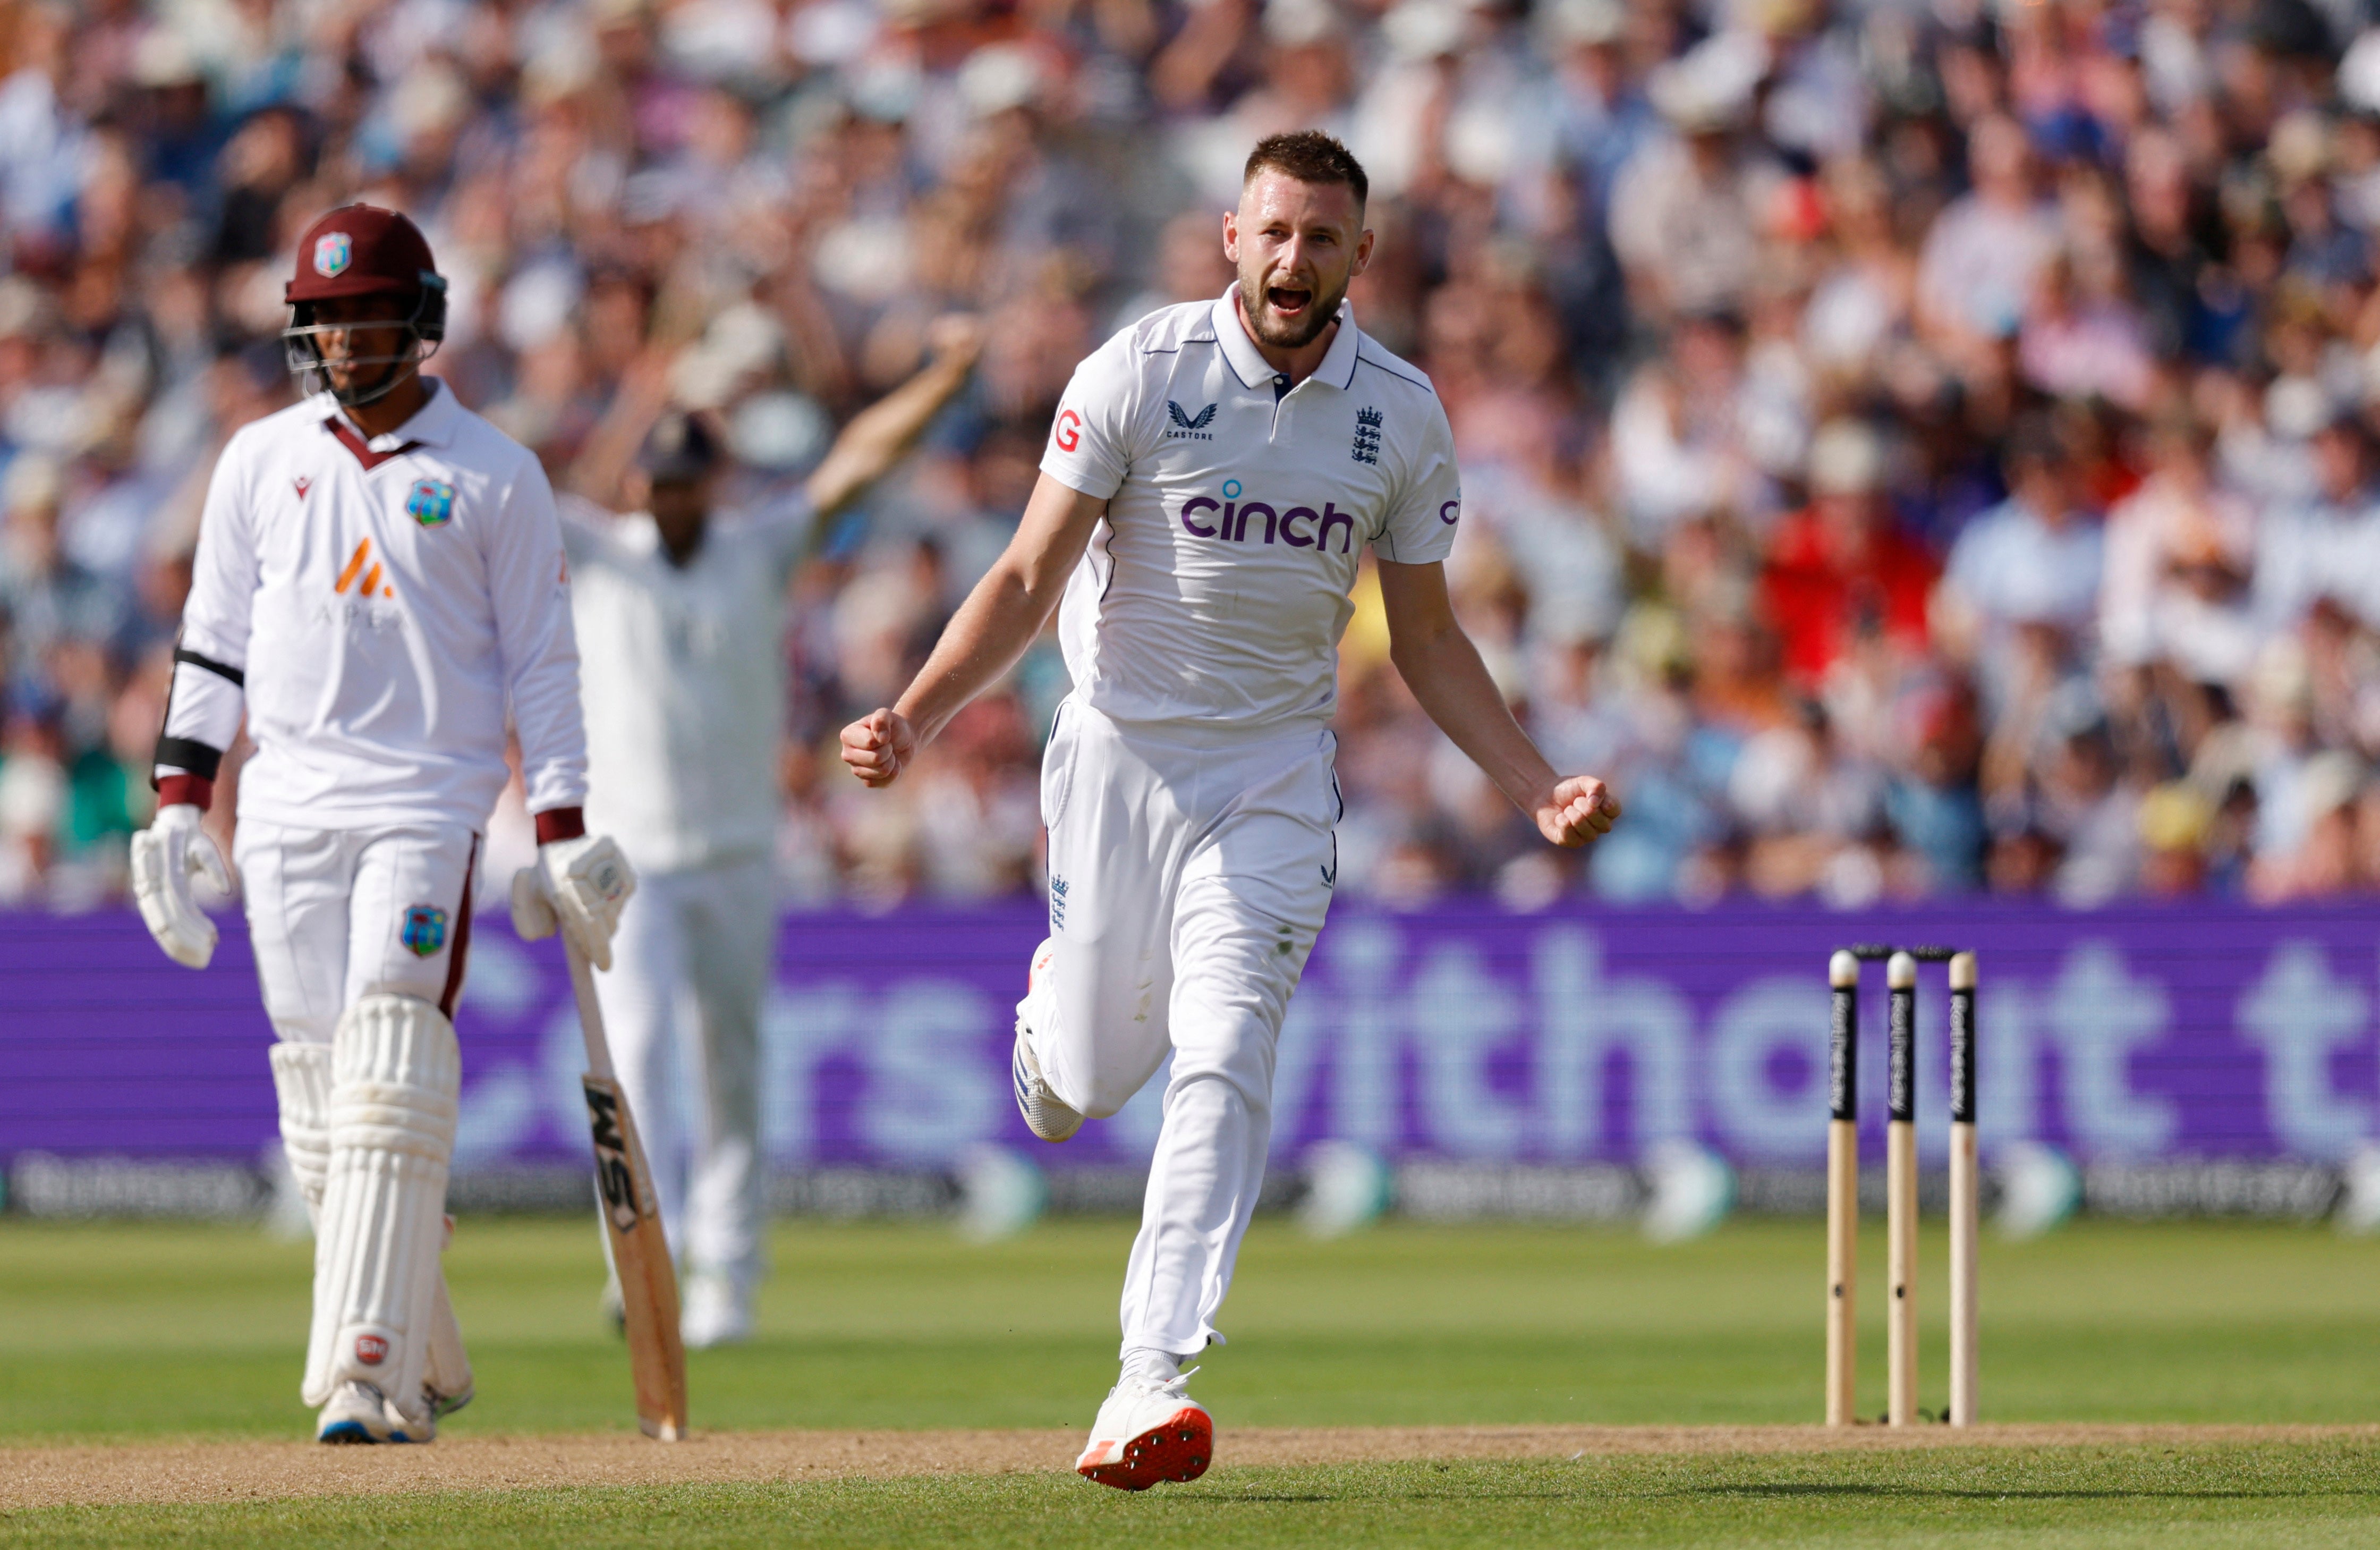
564, 939, 688, 1441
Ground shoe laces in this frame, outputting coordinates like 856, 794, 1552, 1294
1125, 1363, 1198, 1400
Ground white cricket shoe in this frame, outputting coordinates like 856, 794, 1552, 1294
1074, 1370, 1213, 1490
681, 1271, 753, 1350
316, 1380, 434, 1444
1013, 938, 1082, 1143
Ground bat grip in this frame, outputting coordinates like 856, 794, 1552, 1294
565, 940, 618, 1080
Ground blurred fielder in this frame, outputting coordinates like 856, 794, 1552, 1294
131, 206, 634, 1443
842, 133, 1620, 1488
563, 320, 981, 1346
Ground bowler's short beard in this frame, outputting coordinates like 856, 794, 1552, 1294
1237, 268, 1348, 350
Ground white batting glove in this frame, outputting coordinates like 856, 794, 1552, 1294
130, 803, 232, 969
509, 833, 635, 971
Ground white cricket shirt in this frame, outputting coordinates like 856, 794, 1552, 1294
560, 497, 808, 875
1041, 291, 1460, 738
161, 382, 588, 831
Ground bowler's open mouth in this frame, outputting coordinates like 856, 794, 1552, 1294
1265, 282, 1313, 317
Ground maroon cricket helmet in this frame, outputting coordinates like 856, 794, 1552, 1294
285, 205, 445, 332
281, 204, 449, 405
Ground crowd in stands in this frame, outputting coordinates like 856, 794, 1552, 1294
7, 0, 2380, 910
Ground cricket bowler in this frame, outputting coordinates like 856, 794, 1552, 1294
131, 205, 634, 1443
840, 132, 1620, 1488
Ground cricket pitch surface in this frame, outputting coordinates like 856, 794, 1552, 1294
9, 1423, 2373, 1509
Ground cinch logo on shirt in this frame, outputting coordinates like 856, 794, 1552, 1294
1178, 481, 1358, 553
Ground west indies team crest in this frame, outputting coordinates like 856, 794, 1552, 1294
313, 232, 352, 278
406, 478, 455, 528
400, 904, 449, 958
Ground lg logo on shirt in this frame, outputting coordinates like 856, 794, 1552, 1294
1179, 481, 1358, 553
1053, 409, 1083, 453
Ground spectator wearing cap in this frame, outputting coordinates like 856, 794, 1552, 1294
2256, 401, 2380, 634
0, 453, 130, 697
1608, 31, 1773, 323
1917, 115, 2060, 361
558, 319, 979, 1349
1936, 419, 2107, 714
2099, 412, 2259, 689
1763, 420, 1937, 689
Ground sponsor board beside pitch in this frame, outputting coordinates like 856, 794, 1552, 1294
6, 902, 2380, 1172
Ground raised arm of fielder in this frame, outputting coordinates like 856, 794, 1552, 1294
1376, 558, 1619, 847
840, 470, 1105, 783
804, 316, 984, 527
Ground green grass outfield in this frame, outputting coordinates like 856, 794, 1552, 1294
4, 1215, 2379, 1545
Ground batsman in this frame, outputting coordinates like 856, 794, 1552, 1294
130, 206, 634, 1443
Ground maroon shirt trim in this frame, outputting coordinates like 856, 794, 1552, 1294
324, 417, 422, 471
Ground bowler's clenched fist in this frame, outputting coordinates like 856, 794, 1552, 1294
1536, 776, 1621, 848
842, 707, 917, 788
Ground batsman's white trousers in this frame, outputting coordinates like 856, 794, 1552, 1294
235, 818, 481, 1043
1033, 699, 1338, 1359
594, 854, 774, 1292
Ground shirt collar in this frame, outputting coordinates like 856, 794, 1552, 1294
318, 376, 462, 451
1209, 289, 1362, 393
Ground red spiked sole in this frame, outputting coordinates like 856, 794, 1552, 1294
1076, 1407, 1213, 1491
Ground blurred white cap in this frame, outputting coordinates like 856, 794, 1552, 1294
1264, 0, 1343, 48
2344, 29, 2380, 114
132, 29, 202, 88
1382, 0, 1468, 62
958, 43, 1044, 118
2302, 749, 2368, 819
1647, 30, 1767, 133
1808, 419, 1885, 495
2265, 374, 2343, 441
1543, 0, 1624, 47
3, 452, 63, 513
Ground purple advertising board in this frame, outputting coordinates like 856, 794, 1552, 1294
6, 901, 2380, 1171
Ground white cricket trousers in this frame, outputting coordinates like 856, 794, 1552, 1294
235, 818, 481, 1041
1033, 699, 1339, 1359
593, 855, 774, 1291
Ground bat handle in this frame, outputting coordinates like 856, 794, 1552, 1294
564, 939, 617, 1081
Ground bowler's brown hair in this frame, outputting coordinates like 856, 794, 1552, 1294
1243, 131, 1368, 209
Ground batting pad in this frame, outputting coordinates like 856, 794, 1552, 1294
304, 995, 461, 1416
268, 1040, 332, 1221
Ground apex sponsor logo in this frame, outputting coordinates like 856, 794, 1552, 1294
1178, 479, 1358, 553
334, 538, 395, 600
